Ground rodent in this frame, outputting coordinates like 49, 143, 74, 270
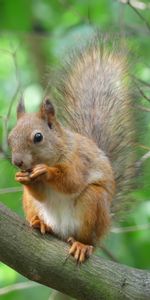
8, 39, 135, 263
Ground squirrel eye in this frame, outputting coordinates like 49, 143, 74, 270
33, 132, 43, 143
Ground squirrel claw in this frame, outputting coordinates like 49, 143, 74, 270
30, 216, 52, 234
67, 237, 75, 245
67, 237, 94, 263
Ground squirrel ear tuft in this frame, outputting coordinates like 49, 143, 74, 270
17, 97, 26, 119
40, 98, 55, 126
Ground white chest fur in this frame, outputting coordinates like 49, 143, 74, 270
33, 189, 82, 240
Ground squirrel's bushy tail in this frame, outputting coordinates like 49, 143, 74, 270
55, 38, 136, 216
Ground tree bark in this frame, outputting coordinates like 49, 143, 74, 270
0, 203, 150, 300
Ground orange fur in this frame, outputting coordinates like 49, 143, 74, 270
75, 183, 114, 245
22, 162, 115, 246
9, 74, 117, 262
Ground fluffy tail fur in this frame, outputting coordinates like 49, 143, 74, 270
54, 38, 136, 217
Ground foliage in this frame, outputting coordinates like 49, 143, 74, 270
0, 0, 150, 299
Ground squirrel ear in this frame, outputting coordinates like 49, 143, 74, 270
40, 98, 55, 126
17, 97, 26, 119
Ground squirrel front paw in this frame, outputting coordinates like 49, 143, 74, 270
29, 164, 49, 180
15, 164, 49, 184
15, 171, 31, 184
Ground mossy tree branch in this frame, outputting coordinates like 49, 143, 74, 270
0, 203, 150, 300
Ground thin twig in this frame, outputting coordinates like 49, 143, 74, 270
0, 49, 13, 55
112, 223, 150, 233
136, 150, 150, 168
0, 282, 38, 296
118, 0, 150, 32
1, 47, 22, 153
133, 77, 150, 88
136, 86, 150, 102
6, 49, 22, 120
0, 187, 22, 194
2, 85, 20, 154
134, 143, 150, 151
7, 84, 20, 121
128, 0, 150, 32
119, 0, 150, 10
118, 0, 126, 36
135, 104, 150, 113
100, 245, 119, 263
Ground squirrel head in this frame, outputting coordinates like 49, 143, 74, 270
8, 97, 64, 171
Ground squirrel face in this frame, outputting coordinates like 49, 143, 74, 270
8, 98, 64, 171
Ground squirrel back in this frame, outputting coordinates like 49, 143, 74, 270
54, 38, 136, 216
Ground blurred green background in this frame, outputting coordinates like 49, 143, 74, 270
0, 0, 150, 299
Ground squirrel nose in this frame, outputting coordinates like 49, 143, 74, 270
13, 159, 23, 168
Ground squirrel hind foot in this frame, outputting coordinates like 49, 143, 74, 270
30, 216, 53, 235
67, 237, 94, 263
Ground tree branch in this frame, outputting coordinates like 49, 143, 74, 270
0, 203, 150, 300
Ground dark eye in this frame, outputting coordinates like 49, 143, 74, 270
33, 132, 43, 143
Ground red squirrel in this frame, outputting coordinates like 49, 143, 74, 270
8, 41, 135, 263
